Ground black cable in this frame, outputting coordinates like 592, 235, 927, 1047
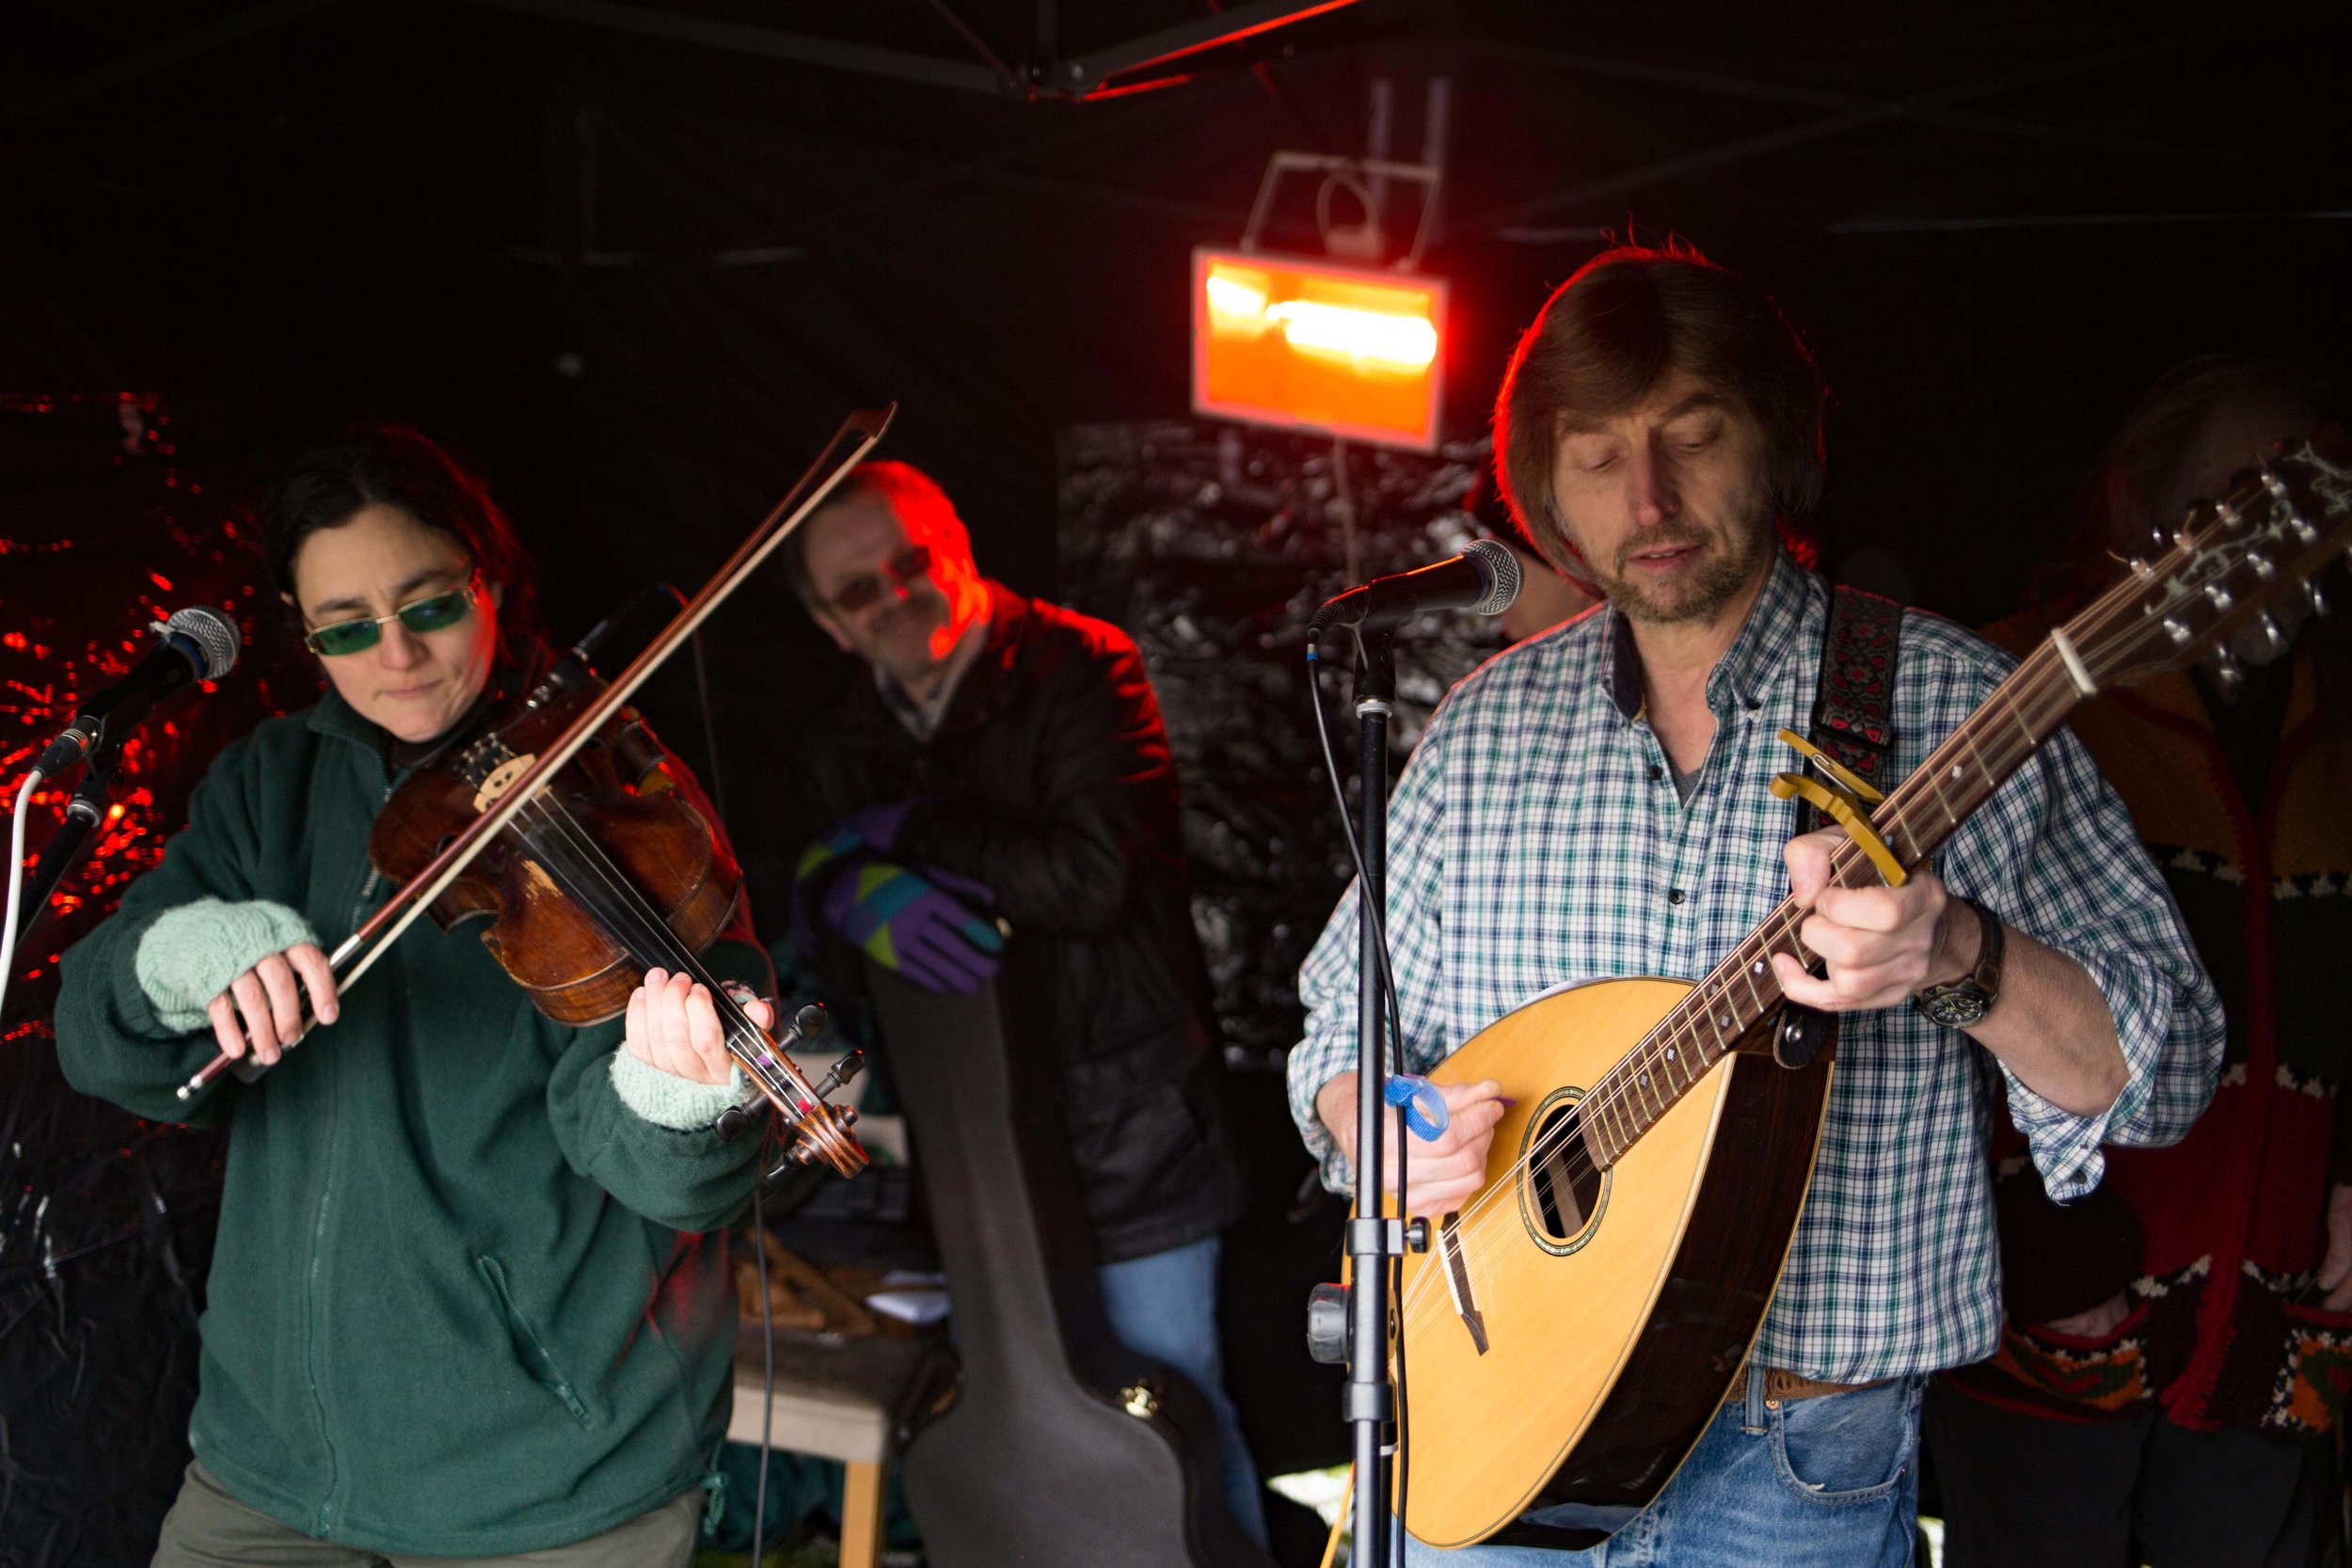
656, 576, 763, 1557
1303, 642, 1408, 1057
751, 1141, 775, 1564
1391, 1017, 1410, 1555
1304, 635, 1414, 1556
571, 581, 728, 824
649, 583, 730, 827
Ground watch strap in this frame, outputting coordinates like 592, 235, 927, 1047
1915, 896, 2004, 1025
1967, 897, 2005, 997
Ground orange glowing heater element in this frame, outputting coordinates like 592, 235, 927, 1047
1192, 248, 1446, 451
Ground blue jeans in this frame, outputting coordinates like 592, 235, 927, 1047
1098, 1234, 1269, 1546
1405, 1368, 1924, 1567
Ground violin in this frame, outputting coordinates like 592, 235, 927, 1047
372, 675, 747, 1025
173, 407, 896, 1179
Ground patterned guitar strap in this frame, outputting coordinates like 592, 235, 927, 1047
1773, 582, 1904, 1069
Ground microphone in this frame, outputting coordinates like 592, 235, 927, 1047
36, 607, 241, 775
1309, 539, 1523, 637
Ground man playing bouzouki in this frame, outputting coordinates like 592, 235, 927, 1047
1287, 243, 2226, 1565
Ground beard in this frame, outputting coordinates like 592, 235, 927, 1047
1573, 500, 1776, 626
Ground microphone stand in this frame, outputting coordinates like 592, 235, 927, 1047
18, 729, 130, 949
1344, 626, 1419, 1568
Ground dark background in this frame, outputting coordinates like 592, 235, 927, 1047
8, 0, 2350, 900
4, 1, 2349, 1560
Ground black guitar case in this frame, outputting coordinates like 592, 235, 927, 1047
869, 949, 1277, 1568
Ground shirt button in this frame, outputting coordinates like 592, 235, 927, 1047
1668, 889, 1686, 905
1647, 764, 1664, 782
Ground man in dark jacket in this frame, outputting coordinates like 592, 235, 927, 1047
781, 461, 1262, 1541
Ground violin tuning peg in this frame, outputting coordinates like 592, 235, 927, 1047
2309, 580, 2331, 618
791, 1003, 828, 1040
2255, 611, 2285, 656
807, 1049, 866, 1101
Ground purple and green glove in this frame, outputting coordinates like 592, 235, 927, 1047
794, 804, 1004, 994
818, 860, 1004, 994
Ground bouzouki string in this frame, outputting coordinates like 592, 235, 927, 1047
1409, 498, 2303, 1321
1394, 622, 2118, 1324
1422, 644, 2096, 1303
1399, 653, 2082, 1325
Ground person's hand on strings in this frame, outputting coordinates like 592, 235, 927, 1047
625, 967, 769, 1085
1316, 1071, 1509, 1217
1771, 825, 1960, 1011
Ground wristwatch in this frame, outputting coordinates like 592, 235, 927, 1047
1914, 897, 2005, 1029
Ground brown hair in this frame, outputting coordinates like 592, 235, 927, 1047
781, 459, 975, 603
1492, 242, 1827, 582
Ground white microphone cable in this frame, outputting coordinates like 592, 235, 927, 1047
0, 766, 45, 1022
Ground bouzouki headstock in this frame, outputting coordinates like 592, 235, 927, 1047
2059, 425, 2352, 695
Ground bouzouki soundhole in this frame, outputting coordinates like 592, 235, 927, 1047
1518, 1087, 1609, 1255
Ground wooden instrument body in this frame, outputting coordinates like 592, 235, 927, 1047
1397, 977, 1833, 1549
365, 682, 739, 1026
872, 953, 1275, 1568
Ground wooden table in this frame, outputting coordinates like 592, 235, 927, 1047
728, 1324, 955, 1568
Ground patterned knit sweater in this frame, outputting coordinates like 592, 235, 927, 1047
1947, 615, 2352, 1434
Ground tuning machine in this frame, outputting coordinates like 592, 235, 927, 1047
808, 1048, 866, 1101
2251, 611, 2287, 658
2206, 649, 2245, 696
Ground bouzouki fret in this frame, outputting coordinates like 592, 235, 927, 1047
1401, 436, 2352, 1546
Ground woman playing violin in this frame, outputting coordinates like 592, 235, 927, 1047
55, 426, 770, 1567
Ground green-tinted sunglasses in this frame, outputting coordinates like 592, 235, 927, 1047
303, 572, 482, 656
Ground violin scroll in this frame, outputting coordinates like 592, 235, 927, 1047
781, 1101, 868, 1178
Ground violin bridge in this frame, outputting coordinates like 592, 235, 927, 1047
471, 752, 539, 814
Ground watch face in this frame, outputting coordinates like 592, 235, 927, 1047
1921, 989, 1989, 1029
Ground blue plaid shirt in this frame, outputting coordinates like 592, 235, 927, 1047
1287, 552, 2224, 1380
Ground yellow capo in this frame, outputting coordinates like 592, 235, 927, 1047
1769, 728, 1908, 888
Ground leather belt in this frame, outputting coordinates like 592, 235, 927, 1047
1725, 1363, 1893, 1407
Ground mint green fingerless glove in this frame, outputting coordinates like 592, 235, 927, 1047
134, 898, 322, 1034
608, 1047, 747, 1131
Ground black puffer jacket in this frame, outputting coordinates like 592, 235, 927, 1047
793, 581, 1246, 1264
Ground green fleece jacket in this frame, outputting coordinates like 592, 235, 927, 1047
54, 689, 765, 1555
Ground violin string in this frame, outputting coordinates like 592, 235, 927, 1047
511, 793, 709, 978
503, 785, 770, 1060
514, 788, 819, 1116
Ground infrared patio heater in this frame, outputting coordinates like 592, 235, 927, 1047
1191, 151, 1447, 457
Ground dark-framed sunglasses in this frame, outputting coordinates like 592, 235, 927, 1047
825, 545, 933, 616
303, 572, 483, 657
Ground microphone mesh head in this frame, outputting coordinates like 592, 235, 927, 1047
165, 607, 243, 679
1462, 538, 1524, 615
